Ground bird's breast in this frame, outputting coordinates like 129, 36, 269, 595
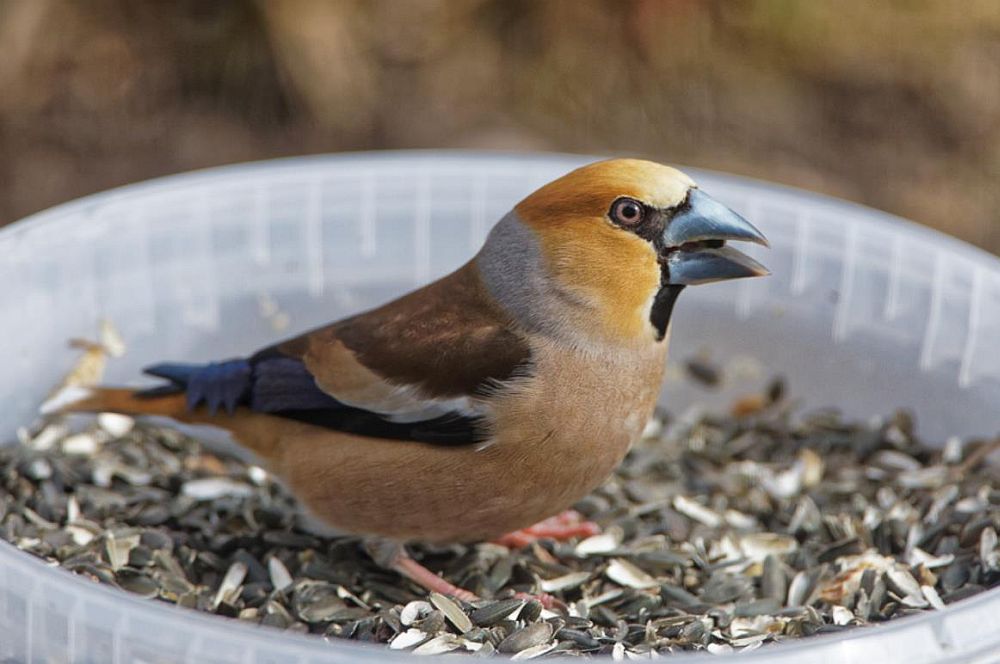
474, 338, 667, 528
266, 338, 668, 543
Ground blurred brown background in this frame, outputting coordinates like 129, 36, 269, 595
1, 1, 999, 251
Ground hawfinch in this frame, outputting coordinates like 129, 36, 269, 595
54, 158, 768, 602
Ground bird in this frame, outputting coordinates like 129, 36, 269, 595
48, 158, 768, 603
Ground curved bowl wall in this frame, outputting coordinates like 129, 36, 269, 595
1, 151, 998, 663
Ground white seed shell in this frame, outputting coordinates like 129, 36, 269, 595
540, 571, 592, 593
575, 526, 624, 556
181, 478, 254, 501
97, 413, 134, 437
400, 600, 433, 626
831, 605, 853, 625
922, 585, 946, 611
213, 561, 248, 609
673, 495, 722, 527
429, 592, 472, 633
511, 643, 556, 660
268, 556, 293, 592
390, 628, 430, 650
412, 634, 462, 656
605, 558, 658, 589
62, 433, 99, 456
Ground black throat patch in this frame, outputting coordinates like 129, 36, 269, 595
650, 282, 685, 341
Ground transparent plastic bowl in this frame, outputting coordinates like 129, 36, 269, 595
1, 151, 999, 663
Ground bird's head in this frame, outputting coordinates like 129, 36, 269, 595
477, 158, 768, 346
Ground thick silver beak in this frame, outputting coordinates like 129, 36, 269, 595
663, 189, 769, 286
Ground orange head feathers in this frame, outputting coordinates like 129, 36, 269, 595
477, 158, 768, 347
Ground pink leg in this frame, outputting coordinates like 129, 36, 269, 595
514, 591, 566, 611
391, 552, 479, 603
393, 555, 565, 610
494, 510, 601, 548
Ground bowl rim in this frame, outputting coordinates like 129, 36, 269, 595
2, 149, 998, 663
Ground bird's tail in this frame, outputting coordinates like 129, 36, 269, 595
41, 385, 284, 462
44, 386, 188, 419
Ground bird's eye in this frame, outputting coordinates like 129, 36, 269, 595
610, 198, 644, 226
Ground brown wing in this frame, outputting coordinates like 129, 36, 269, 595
271, 261, 531, 417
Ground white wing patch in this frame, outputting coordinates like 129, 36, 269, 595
306, 337, 491, 425
331, 381, 487, 423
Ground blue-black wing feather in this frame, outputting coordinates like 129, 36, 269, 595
139, 353, 484, 445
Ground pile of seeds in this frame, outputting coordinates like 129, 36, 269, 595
1, 382, 999, 658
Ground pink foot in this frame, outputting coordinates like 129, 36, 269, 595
391, 552, 479, 603
393, 554, 565, 611
494, 510, 601, 548
514, 591, 566, 611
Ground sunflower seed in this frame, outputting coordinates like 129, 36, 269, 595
673, 495, 722, 527
540, 571, 592, 593
557, 627, 600, 650
97, 413, 134, 438
497, 622, 553, 653
922, 584, 946, 610
885, 568, 924, 605
429, 592, 472, 633
575, 526, 624, 556
268, 556, 293, 592
390, 628, 430, 650
117, 572, 160, 598
740, 533, 797, 562
402, 600, 435, 626
181, 478, 254, 501
831, 605, 853, 625
105, 532, 139, 571
66, 525, 96, 546
31, 424, 67, 451
468, 599, 522, 626
247, 465, 269, 485
213, 561, 248, 609
62, 433, 99, 456
786, 570, 813, 607
605, 558, 658, 589
304, 597, 353, 623
980, 527, 999, 570
412, 634, 463, 656
511, 642, 556, 660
